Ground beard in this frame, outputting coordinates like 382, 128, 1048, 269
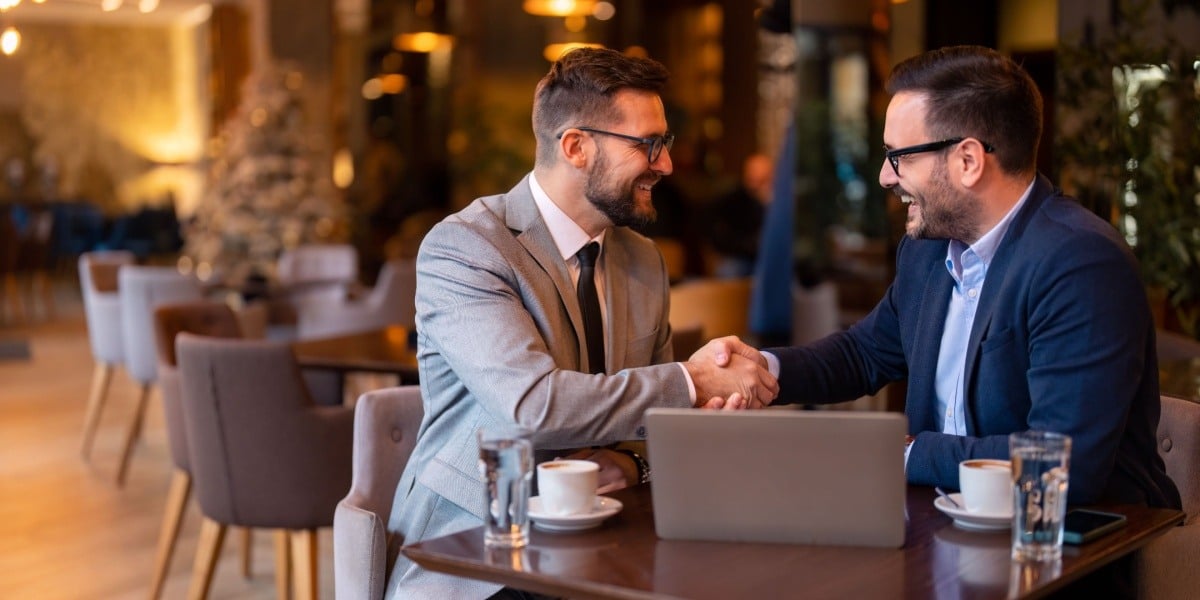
584, 149, 658, 228
902, 162, 979, 242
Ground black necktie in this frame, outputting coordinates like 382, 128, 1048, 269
576, 242, 605, 374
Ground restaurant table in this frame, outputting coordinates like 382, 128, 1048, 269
1161, 357, 1200, 403
291, 325, 419, 385
402, 484, 1184, 600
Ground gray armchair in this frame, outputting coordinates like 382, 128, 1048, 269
333, 386, 424, 599
176, 333, 354, 599
1137, 394, 1200, 600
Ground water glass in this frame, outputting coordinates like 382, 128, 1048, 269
1010, 431, 1071, 561
478, 425, 533, 548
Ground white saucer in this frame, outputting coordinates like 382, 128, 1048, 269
528, 496, 623, 532
934, 493, 1012, 531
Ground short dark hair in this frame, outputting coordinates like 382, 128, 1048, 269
532, 47, 669, 166
887, 45, 1042, 175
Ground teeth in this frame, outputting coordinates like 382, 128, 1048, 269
900, 195, 914, 204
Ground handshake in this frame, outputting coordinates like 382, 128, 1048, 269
682, 336, 778, 410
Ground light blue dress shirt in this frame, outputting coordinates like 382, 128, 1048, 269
932, 181, 1035, 437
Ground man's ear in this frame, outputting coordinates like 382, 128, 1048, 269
559, 129, 590, 169
958, 138, 988, 188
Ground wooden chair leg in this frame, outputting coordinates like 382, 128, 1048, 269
289, 529, 318, 600
187, 518, 227, 600
149, 469, 191, 600
36, 270, 54, 320
116, 383, 153, 486
240, 528, 253, 579
274, 530, 291, 600
81, 363, 115, 460
3, 272, 24, 324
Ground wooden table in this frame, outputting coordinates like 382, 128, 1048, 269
402, 484, 1183, 600
1161, 357, 1200, 403
291, 325, 419, 384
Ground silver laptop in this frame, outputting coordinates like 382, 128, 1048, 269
645, 408, 907, 548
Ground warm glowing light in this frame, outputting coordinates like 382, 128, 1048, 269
543, 42, 603, 63
379, 73, 408, 94
361, 78, 383, 100
564, 15, 586, 32
1, 27, 19, 56
0, 0, 22, 12
101, 0, 123, 11
624, 45, 648, 59
523, 0, 595, 17
139, 0, 159, 13
593, 2, 615, 20
332, 148, 354, 189
393, 31, 453, 53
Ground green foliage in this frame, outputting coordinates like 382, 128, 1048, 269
1057, 0, 1200, 337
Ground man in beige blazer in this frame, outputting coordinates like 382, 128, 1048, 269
385, 48, 776, 598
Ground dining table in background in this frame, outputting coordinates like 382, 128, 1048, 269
291, 325, 420, 386
402, 484, 1184, 600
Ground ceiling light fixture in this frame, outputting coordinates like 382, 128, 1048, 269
1, 26, 19, 55
523, 0, 596, 17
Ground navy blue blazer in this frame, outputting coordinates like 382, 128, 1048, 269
769, 175, 1180, 508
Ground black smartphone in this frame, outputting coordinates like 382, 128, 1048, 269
1062, 509, 1127, 545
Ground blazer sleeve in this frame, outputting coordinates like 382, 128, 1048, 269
907, 229, 1153, 504
416, 220, 692, 449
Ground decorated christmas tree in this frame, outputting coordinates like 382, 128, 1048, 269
182, 63, 345, 284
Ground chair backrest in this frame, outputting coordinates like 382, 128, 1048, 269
1158, 329, 1200, 363
154, 302, 243, 368
670, 322, 704, 361
297, 258, 417, 339
119, 266, 202, 383
792, 281, 840, 345
1158, 394, 1200, 524
176, 334, 353, 529
277, 243, 358, 286
368, 258, 417, 327
333, 386, 425, 600
77, 251, 135, 363
669, 277, 753, 340
153, 302, 243, 472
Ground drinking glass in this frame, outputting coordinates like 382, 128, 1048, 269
478, 424, 533, 548
1010, 431, 1071, 561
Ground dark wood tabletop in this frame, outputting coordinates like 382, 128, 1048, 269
402, 484, 1183, 600
290, 325, 419, 383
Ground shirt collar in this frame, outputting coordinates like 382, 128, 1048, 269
529, 171, 606, 260
946, 178, 1036, 274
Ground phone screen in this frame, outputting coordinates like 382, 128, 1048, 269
1063, 509, 1127, 544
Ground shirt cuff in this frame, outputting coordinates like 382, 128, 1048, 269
677, 362, 696, 404
762, 350, 780, 378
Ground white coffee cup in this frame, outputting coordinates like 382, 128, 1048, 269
958, 459, 1012, 516
537, 459, 599, 516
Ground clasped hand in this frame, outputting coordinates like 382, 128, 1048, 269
683, 336, 777, 410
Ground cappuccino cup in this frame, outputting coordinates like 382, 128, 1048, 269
537, 460, 599, 516
958, 459, 1012, 516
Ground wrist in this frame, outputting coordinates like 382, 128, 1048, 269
615, 448, 651, 484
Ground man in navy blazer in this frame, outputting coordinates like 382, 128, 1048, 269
707, 46, 1179, 510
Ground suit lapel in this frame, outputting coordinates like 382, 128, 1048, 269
603, 231, 630, 372
505, 178, 589, 371
961, 175, 1053, 433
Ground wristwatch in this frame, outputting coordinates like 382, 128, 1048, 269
616, 448, 651, 484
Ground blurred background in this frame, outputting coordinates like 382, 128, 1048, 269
0, 0, 1198, 339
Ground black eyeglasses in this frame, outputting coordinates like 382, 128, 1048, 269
559, 126, 675, 163
884, 137, 995, 177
